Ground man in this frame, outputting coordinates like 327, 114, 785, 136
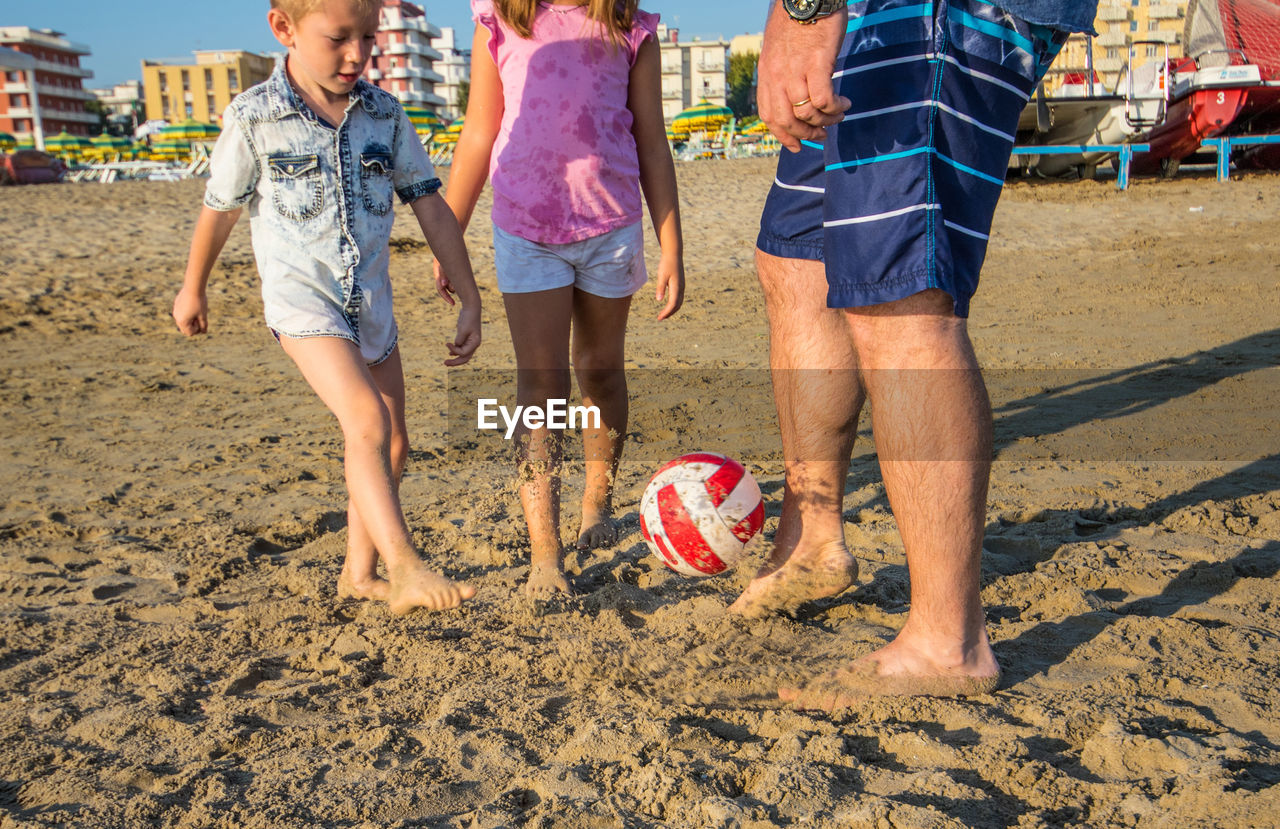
729, 0, 1098, 709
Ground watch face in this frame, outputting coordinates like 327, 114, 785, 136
784, 0, 821, 21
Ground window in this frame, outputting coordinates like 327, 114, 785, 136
159, 73, 168, 92
204, 68, 213, 88
1107, 47, 1119, 59
1146, 45, 1158, 56
185, 102, 193, 117
1130, 20, 1138, 31
162, 97, 170, 117
1149, 20, 1161, 31
228, 69, 238, 90
181, 69, 190, 92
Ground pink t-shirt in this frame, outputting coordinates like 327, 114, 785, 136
472, 0, 659, 244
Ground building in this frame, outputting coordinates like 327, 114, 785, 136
1048, 1, 1187, 93
89, 80, 143, 134
729, 33, 763, 56
656, 24, 730, 122
0, 26, 95, 145
365, 0, 447, 110
141, 51, 274, 124
430, 26, 470, 119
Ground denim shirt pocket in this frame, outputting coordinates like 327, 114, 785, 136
360, 150, 395, 216
267, 153, 323, 221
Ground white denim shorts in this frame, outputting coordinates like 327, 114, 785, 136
492, 222, 647, 298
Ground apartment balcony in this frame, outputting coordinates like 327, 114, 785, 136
376, 41, 443, 62
42, 110, 97, 125
1094, 57, 1126, 72
2, 81, 30, 94
1096, 4, 1130, 23
36, 83, 95, 102
5, 105, 32, 118
32, 58, 93, 79
696, 60, 724, 72
1148, 4, 1182, 19
379, 66, 445, 84
662, 88, 682, 99
1097, 31, 1128, 47
393, 17, 443, 39
1142, 29, 1180, 44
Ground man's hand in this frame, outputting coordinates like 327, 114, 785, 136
172, 285, 209, 336
758, 2, 852, 151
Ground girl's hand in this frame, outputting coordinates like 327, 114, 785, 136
445, 304, 481, 366
433, 258, 457, 306
654, 253, 684, 320
173, 286, 209, 336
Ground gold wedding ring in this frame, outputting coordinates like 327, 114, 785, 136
792, 98, 811, 107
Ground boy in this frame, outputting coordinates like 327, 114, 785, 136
172, 0, 481, 613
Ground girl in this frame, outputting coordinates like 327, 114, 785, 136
439, 0, 685, 599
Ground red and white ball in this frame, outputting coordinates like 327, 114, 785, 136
639, 452, 765, 577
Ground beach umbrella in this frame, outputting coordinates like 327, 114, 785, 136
87, 133, 132, 160
150, 137, 192, 160
43, 130, 91, 159
0, 132, 15, 151
671, 99, 733, 136
403, 105, 446, 136
432, 115, 465, 145
160, 119, 220, 142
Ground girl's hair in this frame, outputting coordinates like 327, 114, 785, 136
495, 0, 638, 42
270, 0, 384, 22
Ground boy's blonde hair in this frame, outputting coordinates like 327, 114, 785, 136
495, 0, 637, 43
270, 0, 384, 22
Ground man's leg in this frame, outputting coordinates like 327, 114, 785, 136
728, 250, 860, 617
781, 288, 999, 707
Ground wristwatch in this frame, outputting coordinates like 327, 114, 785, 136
781, 0, 848, 23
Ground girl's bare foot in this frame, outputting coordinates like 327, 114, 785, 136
779, 634, 1001, 710
336, 569, 391, 601
526, 561, 574, 601
385, 563, 475, 614
728, 540, 858, 618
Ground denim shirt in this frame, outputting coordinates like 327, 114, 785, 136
204, 60, 441, 364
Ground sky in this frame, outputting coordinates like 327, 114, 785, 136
0, 0, 767, 88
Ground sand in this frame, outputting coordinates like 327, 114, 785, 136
1, 160, 1278, 828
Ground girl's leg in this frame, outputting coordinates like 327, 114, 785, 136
338, 346, 408, 602
570, 289, 633, 550
502, 288, 574, 598
279, 335, 474, 613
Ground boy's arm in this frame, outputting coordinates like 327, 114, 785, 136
629, 38, 685, 320
411, 193, 482, 366
173, 206, 241, 336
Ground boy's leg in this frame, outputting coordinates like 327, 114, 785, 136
279, 335, 474, 613
569, 289, 633, 550
338, 346, 408, 602
502, 287, 574, 598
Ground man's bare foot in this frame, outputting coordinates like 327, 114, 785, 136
779, 639, 1001, 710
336, 568, 391, 601
728, 540, 858, 618
575, 503, 618, 551
385, 563, 475, 615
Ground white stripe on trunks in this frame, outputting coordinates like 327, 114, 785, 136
824, 202, 941, 228
943, 219, 990, 240
773, 176, 826, 194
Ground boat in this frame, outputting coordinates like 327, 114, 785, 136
1014, 48, 1167, 178
0, 149, 66, 185
1129, 0, 1280, 176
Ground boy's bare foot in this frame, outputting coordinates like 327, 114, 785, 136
385, 563, 475, 615
336, 568, 391, 602
779, 636, 1001, 710
575, 503, 618, 551
728, 540, 858, 618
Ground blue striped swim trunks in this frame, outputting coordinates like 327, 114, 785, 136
757, 0, 1067, 317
